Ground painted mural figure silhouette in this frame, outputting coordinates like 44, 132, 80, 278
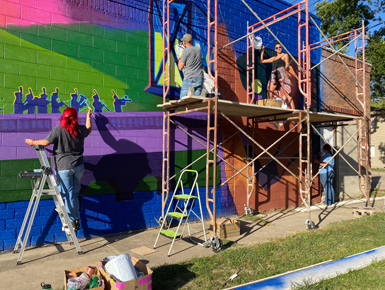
51, 88, 67, 113
92, 90, 111, 113
70, 89, 88, 112
14, 86, 27, 114
112, 90, 131, 112
35, 88, 51, 114
25, 88, 37, 114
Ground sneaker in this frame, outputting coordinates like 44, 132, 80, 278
199, 88, 208, 98
75, 218, 81, 231
71, 221, 78, 232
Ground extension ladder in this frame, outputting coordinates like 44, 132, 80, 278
153, 170, 207, 256
13, 145, 82, 265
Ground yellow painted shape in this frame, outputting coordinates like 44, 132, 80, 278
254, 79, 262, 94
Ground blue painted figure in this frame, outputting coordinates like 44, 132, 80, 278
36, 88, 51, 114
25, 88, 37, 114
70, 89, 88, 112
316, 144, 335, 206
92, 90, 111, 113
112, 90, 131, 112
51, 88, 67, 113
14, 86, 27, 114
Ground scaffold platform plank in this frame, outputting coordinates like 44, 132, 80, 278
158, 96, 360, 123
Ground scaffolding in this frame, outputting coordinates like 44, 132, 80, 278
158, 0, 370, 251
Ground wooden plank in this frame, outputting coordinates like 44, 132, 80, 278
158, 96, 360, 123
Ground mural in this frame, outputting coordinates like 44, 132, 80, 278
146, 0, 210, 98
13, 87, 131, 114
0, 0, 322, 250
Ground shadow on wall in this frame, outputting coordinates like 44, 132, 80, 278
78, 113, 155, 238
81, 114, 152, 202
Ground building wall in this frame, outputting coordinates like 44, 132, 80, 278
0, 0, 321, 251
320, 47, 371, 115
371, 112, 385, 169
320, 48, 371, 199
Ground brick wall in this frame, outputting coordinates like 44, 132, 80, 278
0, 0, 321, 251
320, 47, 371, 115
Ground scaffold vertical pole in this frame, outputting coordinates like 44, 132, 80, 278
355, 22, 370, 205
246, 22, 256, 104
161, 0, 171, 222
298, 0, 313, 228
207, 0, 221, 251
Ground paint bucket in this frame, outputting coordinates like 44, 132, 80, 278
255, 36, 263, 50
105, 254, 138, 282
67, 277, 81, 290
249, 35, 263, 50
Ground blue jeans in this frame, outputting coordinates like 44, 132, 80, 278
56, 164, 84, 221
180, 77, 204, 99
320, 170, 335, 205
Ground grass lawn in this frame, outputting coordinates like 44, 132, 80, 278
293, 259, 385, 289
152, 213, 385, 290
372, 168, 385, 172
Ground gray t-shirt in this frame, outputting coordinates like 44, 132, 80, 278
180, 46, 204, 80
45, 125, 90, 171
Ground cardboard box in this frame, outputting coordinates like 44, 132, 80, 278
257, 99, 283, 108
209, 218, 241, 239
64, 265, 105, 290
100, 256, 153, 290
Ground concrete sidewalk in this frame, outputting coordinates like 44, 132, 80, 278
0, 197, 383, 290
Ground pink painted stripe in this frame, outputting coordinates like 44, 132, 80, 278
115, 281, 126, 290
138, 274, 152, 286
148, 283, 152, 290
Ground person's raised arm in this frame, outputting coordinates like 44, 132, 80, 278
178, 49, 187, 71
86, 107, 92, 134
260, 46, 274, 64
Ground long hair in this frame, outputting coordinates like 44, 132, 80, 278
60, 107, 79, 139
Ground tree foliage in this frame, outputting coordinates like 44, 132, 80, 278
315, 0, 385, 104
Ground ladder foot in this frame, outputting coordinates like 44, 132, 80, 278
12, 250, 18, 254
78, 251, 83, 255
16, 261, 21, 266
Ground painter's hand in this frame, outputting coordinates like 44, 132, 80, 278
87, 107, 93, 118
261, 46, 265, 51
25, 139, 34, 146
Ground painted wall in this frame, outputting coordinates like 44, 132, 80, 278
0, 0, 321, 251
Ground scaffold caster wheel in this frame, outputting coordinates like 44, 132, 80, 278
244, 205, 255, 217
305, 219, 315, 230
211, 237, 223, 253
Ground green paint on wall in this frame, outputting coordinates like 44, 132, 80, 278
0, 24, 163, 114
0, 150, 221, 203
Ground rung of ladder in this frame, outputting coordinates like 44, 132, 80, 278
41, 190, 57, 195
160, 230, 181, 239
167, 212, 188, 219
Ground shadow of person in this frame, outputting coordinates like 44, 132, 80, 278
82, 113, 152, 202
77, 113, 153, 238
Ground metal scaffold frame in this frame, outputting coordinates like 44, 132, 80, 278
159, 0, 370, 250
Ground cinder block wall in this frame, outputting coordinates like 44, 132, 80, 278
0, 0, 321, 251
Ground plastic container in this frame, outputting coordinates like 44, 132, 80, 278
249, 35, 263, 50
105, 254, 138, 282
79, 272, 90, 290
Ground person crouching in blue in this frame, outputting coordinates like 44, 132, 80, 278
315, 144, 335, 206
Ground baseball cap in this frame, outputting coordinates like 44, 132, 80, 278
181, 34, 193, 42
